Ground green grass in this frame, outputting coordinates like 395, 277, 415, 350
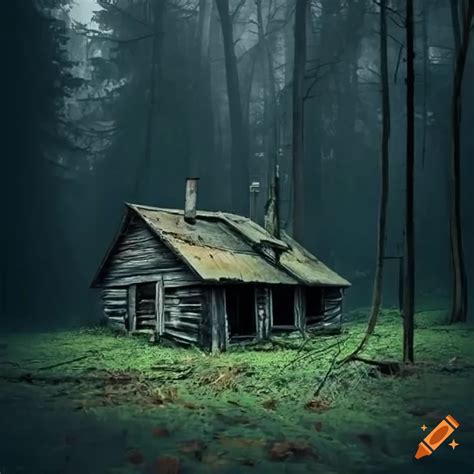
1, 308, 473, 474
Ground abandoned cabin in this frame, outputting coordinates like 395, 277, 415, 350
91, 179, 351, 351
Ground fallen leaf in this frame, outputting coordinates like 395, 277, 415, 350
263, 399, 277, 410
219, 436, 265, 449
182, 402, 200, 410
152, 426, 170, 438
202, 453, 229, 469
304, 399, 331, 413
269, 441, 313, 461
128, 449, 145, 465
179, 440, 206, 461
152, 456, 181, 474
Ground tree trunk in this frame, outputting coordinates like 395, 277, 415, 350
215, 0, 249, 216
449, 0, 473, 323
292, 0, 307, 242
134, 0, 165, 200
345, 0, 391, 359
256, 0, 278, 186
403, 0, 415, 363
421, 1, 429, 168
189, 0, 214, 203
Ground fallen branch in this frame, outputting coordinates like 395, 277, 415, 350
37, 352, 99, 371
0, 370, 183, 385
283, 336, 350, 371
314, 342, 342, 397
349, 355, 403, 376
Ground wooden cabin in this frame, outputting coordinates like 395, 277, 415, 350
91, 181, 350, 351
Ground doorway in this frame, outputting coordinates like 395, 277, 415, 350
226, 286, 256, 339
272, 286, 295, 327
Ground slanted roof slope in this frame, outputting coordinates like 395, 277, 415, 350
118, 204, 350, 288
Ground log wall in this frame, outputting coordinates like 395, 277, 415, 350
163, 286, 205, 345
97, 216, 199, 288
102, 288, 128, 331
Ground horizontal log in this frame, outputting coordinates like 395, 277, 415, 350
164, 329, 199, 343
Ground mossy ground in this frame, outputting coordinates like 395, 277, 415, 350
0, 308, 473, 474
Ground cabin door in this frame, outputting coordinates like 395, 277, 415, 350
134, 279, 164, 333
225, 286, 256, 340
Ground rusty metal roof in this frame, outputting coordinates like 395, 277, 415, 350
126, 204, 350, 287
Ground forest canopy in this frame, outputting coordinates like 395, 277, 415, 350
3, 0, 474, 328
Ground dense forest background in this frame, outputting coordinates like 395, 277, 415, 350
3, 0, 473, 328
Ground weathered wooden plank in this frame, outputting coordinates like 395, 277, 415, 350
156, 277, 165, 335
98, 216, 200, 288
165, 329, 199, 343
210, 287, 227, 353
100, 274, 199, 288
102, 287, 127, 327
128, 285, 137, 331
294, 287, 305, 331
255, 287, 271, 340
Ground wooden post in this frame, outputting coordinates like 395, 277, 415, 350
127, 285, 137, 332
155, 277, 165, 335
210, 288, 227, 352
294, 287, 306, 333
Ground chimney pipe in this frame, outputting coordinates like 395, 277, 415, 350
184, 178, 199, 224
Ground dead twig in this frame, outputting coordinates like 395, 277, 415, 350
37, 352, 100, 371
314, 342, 343, 397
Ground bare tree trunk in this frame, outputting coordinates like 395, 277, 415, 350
421, 1, 429, 168
292, 0, 307, 242
215, 0, 249, 216
256, 0, 278, 185
189, 0, 214, 178
403, 0, 415, 363
450, 0, 462, 54
449, 0, 473, 323
344, 0, 391, 360
134, 0, 165, 200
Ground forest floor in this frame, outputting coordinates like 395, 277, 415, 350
0, 308, 473, 474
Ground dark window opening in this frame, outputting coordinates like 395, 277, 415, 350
272, 286, 295, 326
226, 286, 256, 339
306, 288, 323, 325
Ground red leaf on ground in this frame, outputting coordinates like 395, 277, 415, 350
152, 427, 170, 438
152, 456, 181, 474
128, 449, 145, 465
